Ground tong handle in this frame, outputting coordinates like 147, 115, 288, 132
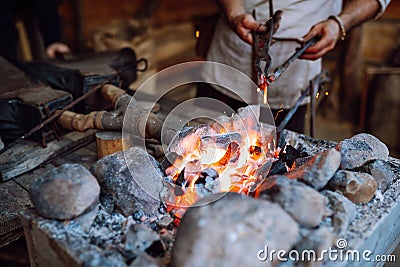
270, 35, 321, 82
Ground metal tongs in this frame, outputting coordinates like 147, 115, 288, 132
252, 1, 321, 104
252, 4, 281, 104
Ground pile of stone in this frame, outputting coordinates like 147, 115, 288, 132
28, 129, 399, 267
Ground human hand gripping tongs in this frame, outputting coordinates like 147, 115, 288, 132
252, 3, 321, 105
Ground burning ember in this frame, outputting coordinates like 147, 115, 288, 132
163, 106, 279, 219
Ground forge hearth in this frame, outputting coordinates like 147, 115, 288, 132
21, 106, 400, 267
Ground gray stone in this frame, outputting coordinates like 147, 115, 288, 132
91, 147, 165, 217
360, 160, 396, 192
329, 170, 377, 204
124, 224, 160, 258
30, 164, 100, 220
295, 226, 335, 266
265, 184, 328, 228
171, 193, 299, 267
286, 148, 341, 190
336, 133, 389, 170
322, 191, 356, 236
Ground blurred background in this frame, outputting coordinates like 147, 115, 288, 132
11, 0, 400, 158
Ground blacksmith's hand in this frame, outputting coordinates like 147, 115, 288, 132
298, 18, 341, 60
229, 13, 267, 45
46, 42, 71, 59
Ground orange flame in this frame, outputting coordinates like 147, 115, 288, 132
165, 109, 277, 220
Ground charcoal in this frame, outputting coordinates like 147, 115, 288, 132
167, 125, 211, 156
294, 154, 313, 167
360, 159, 396, 192
286, 148, 341, 190
123, 224, 160, 259
249, 145, 262, 160
30, 164, 100, 220
228, 141, 240, 163
268, 159, 288, 176
254, 160, 274, 179
174, 186, 184, 197
171, 193, 299, 267
160, 152, 182, 173
262, 183, 328, 227
279, 130, 337, 155
174, 169, 185, 196
200, 132, 242, 149
329, 170, 377, 204
91, 147, 166, 217
184, 160, 201, 180
195, 167, 219, 185
175, 168, 185, 187
336, 133, 389, 170
322, 190, 356, 236
145, 239, 166, 258
279, 144, 303, 168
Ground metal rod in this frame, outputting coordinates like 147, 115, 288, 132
0, 56, 147, 155
276, 87, 310, 134
269, 36, 320, 83
0, 74, 116, 154
310, 79, 316, 137
276, 71, 329, 134
269, 0, 274, 18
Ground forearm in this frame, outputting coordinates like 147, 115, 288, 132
215, 0, 263, 44
339, 0, 381, 32
217, 0, 246, 23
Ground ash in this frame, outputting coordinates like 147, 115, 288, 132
35, 202, 173, 266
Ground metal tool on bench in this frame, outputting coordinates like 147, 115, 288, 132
0, 51, 148, 154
